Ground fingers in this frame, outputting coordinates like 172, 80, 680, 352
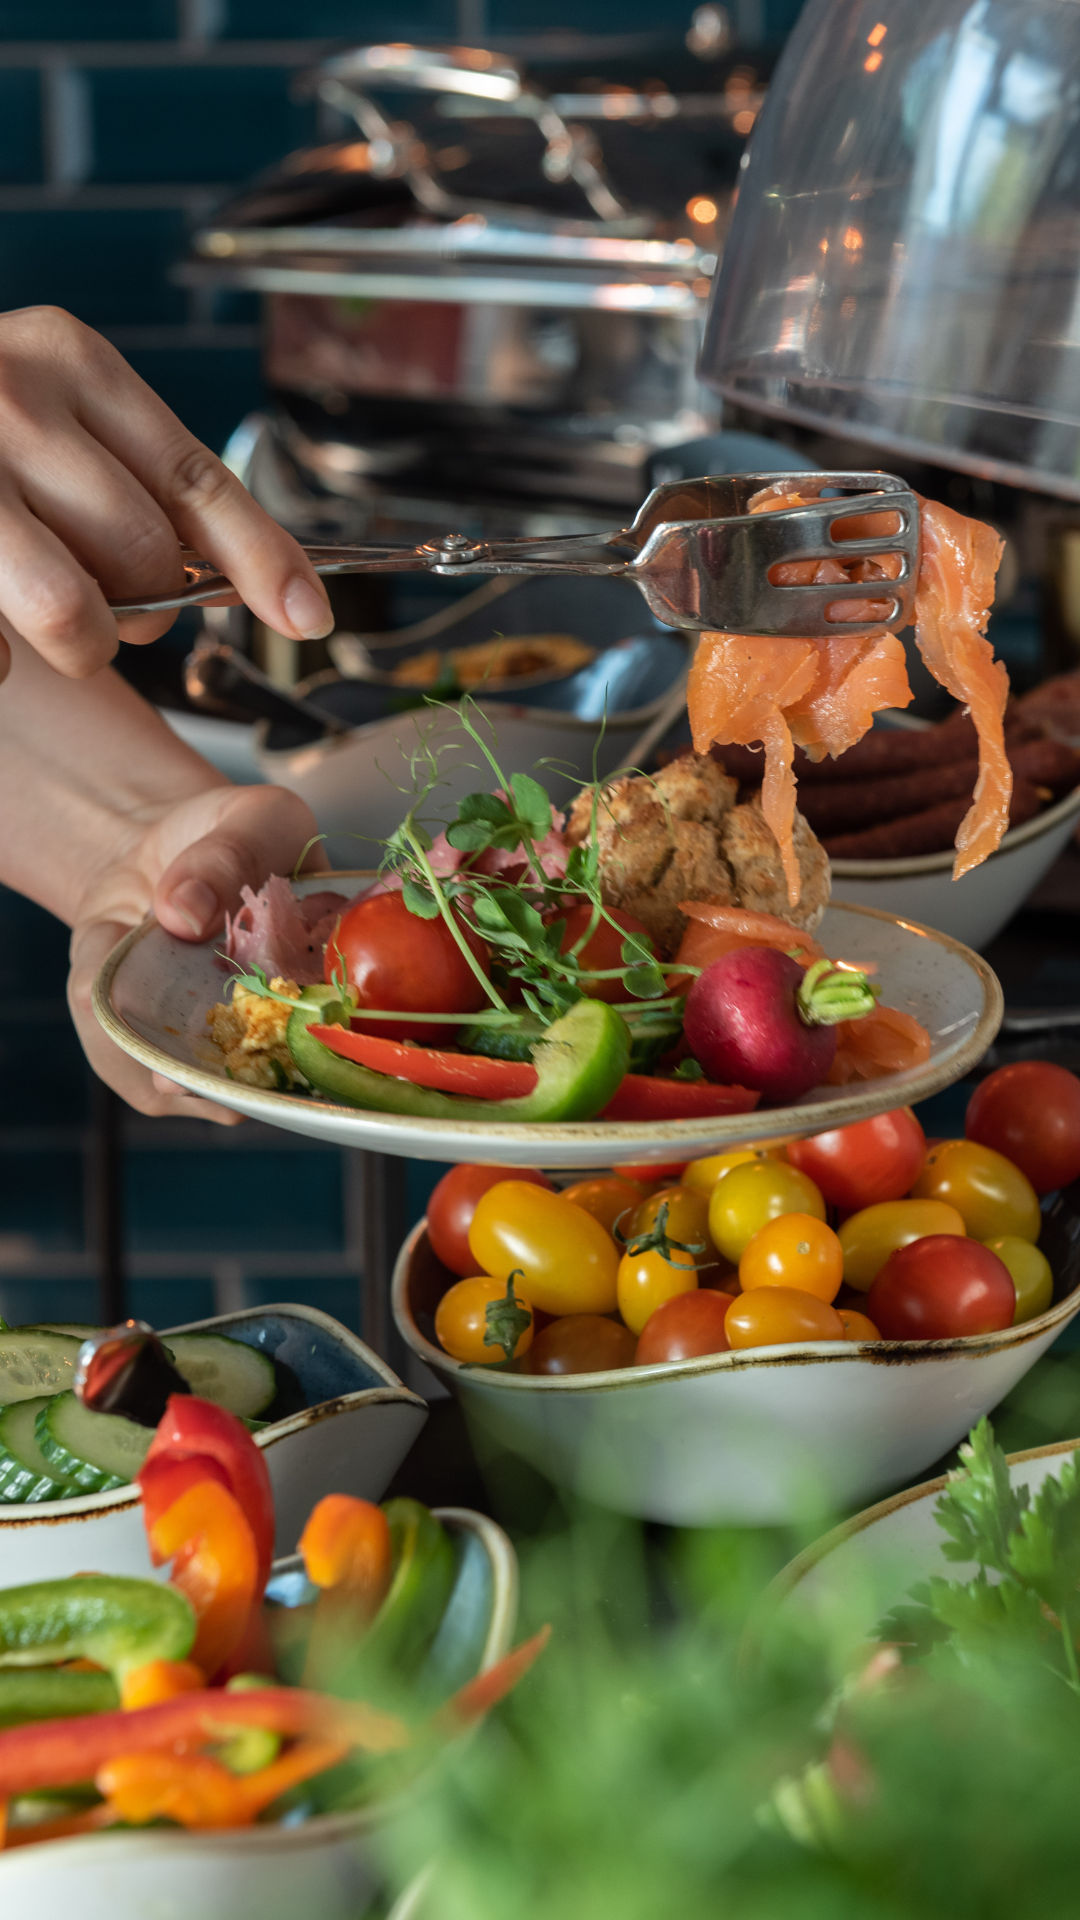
0, 483, 122, 678
73, 336, 334, 643
152, 785, 329, 941
68, 918, 243, 1124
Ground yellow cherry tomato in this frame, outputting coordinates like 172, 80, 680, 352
468, 1181, 619, 1316
682, 1144, 787, 1195
708, 1160, 826, 1265
838, 1198, 967, 1292
724, 1287, 845, 1350
618, 1244, 697, 1336
561, 1176, 645, 1238
912, 1139, 1041, 1243
435, 1275, 534, 1365
838, 1309, 882, 1342
630, 1185, 717, 1258
982, 1235, 1054, 1325
739, 1213, 843, 1302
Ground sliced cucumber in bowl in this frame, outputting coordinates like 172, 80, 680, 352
0, 1398, 82, 1503
164, 1333, 276, 1418
0, 1332, 82, 1405
36, 1393, 152, 1494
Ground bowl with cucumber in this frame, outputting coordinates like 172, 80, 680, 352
0, 1305, 427, 1586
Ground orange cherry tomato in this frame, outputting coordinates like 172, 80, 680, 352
724, 1287, 845, 1350
738, 1213, 844, 1302
617, 1244, 697, 1336
526, 1315, 637, 1375
838, 1309, 882, 1342
434, 1275, 534, 1365
468, 1181, 619, 1315
561, 1176, 646, 1238
708, 1160, 826, 1265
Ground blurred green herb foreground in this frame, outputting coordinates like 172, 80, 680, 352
382, 1420, 1080, 1920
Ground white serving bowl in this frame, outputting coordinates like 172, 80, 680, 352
392, 1196, 1080, 1528
829, 784, 1080, 952
0, 1303, 427, 1584
768, 1437, 1080, 1656
0, 1505, 517, 1920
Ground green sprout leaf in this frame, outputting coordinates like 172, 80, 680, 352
672, 1057, 705, 1082
402, 878, 441, 920
935, 1418, 1030, 1575
509, 771, 554, 840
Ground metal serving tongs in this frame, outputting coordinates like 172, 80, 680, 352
110, 473, 920, 638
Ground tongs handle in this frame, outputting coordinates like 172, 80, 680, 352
108, 531, 632, 617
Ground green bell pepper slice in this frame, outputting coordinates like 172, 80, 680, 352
0, 1668, 119, 1728
0, 1575, 195, 1683
287, 990, 630, 1123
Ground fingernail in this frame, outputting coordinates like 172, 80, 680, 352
283, 574, 334, 640
168, 878, 219, 936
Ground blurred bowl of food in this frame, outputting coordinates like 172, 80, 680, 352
0, 1503, 517, 1920
392, 1176, 1080, 1528
0, 1304, 427, 1585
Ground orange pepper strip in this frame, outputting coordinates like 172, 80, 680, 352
234, 1738, 350, 1817
434, 1626, 552, 1735
1, 1802, 119, 1850
0, 1688, 408, 1799
300, 1496, 393, 1609
120, 1659, 206, 1711
149, 1481, 258, 1679
98, 1752, 249, 1829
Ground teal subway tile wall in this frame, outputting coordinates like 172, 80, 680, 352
0, 0, 803, 1342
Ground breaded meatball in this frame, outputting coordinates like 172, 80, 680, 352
719, 799, 830, 930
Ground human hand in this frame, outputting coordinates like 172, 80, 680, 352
0, 305, 333, 683
67, 782, 329, 1122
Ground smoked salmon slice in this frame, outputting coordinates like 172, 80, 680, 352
912, 499, 1009, 879
825, 1004, 932, 1085
687, 485, 1007, 902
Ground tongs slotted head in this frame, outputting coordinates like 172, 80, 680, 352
110, 472, 919, 639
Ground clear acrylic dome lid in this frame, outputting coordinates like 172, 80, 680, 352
700, 0, 1080, 500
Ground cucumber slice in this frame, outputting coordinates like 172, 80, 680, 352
165, 1333, 276, 1418
17, 1324, 99, 1341
0, 1333, 81, 1405
36, 1393, 151, 1493
0, 1399, 80, 1503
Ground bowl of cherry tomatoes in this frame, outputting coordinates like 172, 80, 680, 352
392, 1063, 1080, 1525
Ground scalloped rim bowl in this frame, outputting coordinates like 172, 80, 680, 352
393, 1202, 1080, 1526
0, 1507, 518, 1920
93, 877, 1003, 1170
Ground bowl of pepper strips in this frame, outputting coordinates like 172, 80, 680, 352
0, 1326, 533, 1920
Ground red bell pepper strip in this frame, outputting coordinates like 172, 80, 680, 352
0, 1688, 408, 1799
139, 1396, 275, 1594
599, 1076, 760, 1122
308, 1026, 538, 1100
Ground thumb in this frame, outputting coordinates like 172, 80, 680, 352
153, 786, 329, 941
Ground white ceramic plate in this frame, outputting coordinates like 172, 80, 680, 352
93, 874, 1003, 1172
0, 1506, 517, 1920
768, 1439, 1080, 1658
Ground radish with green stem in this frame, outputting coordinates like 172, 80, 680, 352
683, 949, 879, 1105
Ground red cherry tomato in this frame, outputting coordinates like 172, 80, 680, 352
558, 904, 652, 1005
867, 1235, 1016, 1340
635, 1291, 735, 1366
325, 890, 490, 1041
426, 1164, 553, 1276
965, 1062, 1080, 1194
526, 1315, 637, 1375
787, 1109, 926, 1212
